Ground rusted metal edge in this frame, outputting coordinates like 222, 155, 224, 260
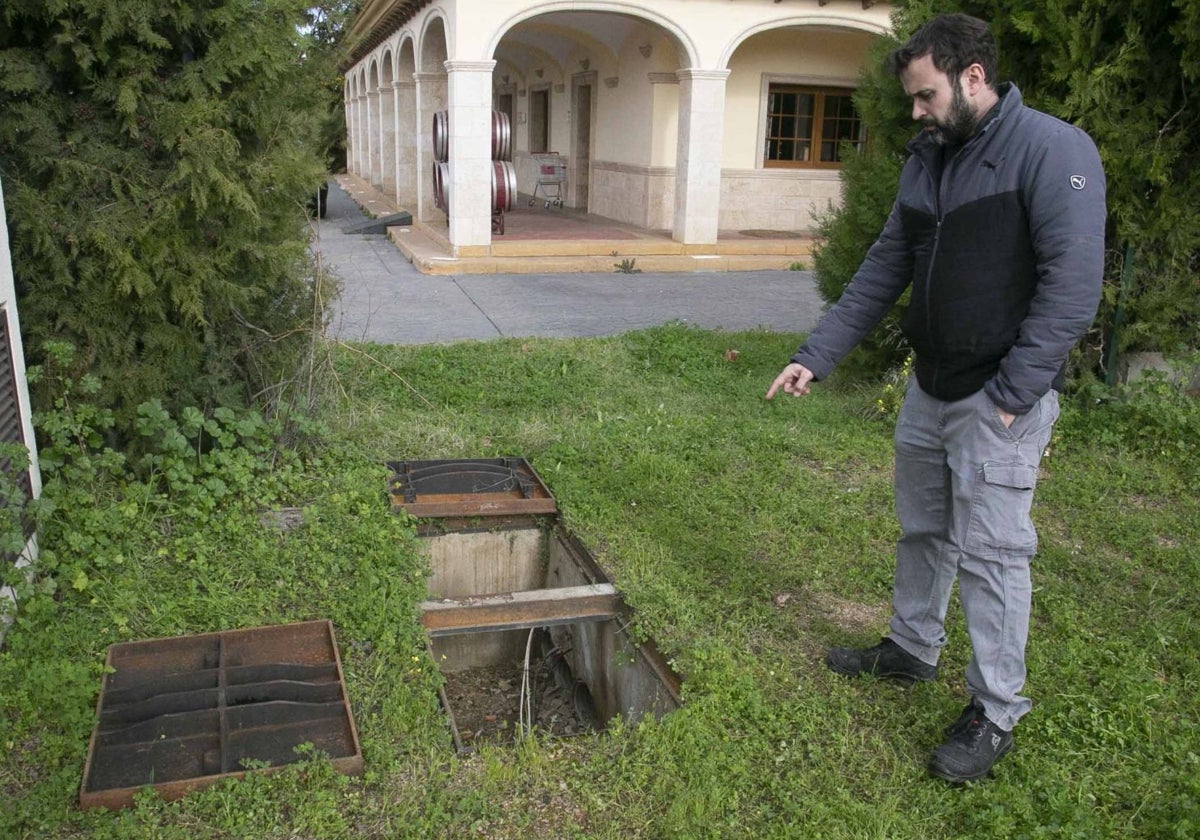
78, 753, 365, 812
78, 620, 364, 811
552, 526, 612, 585
385, 457, 557, 520
615, 604, 684, 709
548, 528, 680, 704
413, 513, 553, 537
390, 496, 558, 519
420, 584, 619, 636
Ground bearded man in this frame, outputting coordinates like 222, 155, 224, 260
766, 13, 1106, 783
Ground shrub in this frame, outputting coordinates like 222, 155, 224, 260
0, 0, 333, 435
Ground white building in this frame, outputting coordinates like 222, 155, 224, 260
343, 0, 891, 257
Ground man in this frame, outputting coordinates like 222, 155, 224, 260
765, 14, 1106, 783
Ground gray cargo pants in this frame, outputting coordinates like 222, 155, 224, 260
888, 380, 1059, 731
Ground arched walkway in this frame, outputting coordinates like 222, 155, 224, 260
343, 0, 891, 258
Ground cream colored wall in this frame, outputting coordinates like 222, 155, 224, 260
719, 168, 842, 233
723, 27, 873, 169
592, 30, 661, 168
589, 163, 674, 229
649, 81, 679, 168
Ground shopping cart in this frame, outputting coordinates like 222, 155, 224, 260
530, 153, 567, 208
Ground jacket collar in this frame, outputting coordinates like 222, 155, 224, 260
906, 81, 1022, 158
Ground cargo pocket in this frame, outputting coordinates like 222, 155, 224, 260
964, 462, 1039, 555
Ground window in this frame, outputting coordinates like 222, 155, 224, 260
529, 88, 550, 153
764, 84, 864, 168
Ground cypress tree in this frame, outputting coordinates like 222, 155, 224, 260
0, 0, 332, 431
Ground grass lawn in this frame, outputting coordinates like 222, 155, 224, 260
2, 324, 1197, 838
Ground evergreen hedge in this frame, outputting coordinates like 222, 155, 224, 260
0, 0, 333, 431
814, 0, 1200, 380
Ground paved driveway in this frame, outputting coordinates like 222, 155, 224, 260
316, 180, 826, 345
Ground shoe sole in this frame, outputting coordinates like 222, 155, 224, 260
928, 740, 1014, 784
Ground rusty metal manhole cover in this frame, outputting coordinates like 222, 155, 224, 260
387, 457, 556, 519
80, 620, 362, 810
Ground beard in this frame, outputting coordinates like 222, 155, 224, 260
920, 83, 978, 146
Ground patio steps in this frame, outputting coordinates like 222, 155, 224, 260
388, 223, 811, 275
337, 173, 815, 276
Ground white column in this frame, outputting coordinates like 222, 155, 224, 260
395, 80, 418, 209
414, 72, 447, 223
673, 69, 729, 245
349, 95, 361, 176
368, 87, 382, 188
343, 93, 354, 173
358, 94, 371, 179
445, 60, 495, 251
381, 81, 398, 198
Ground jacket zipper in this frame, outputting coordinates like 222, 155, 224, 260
921, 157, 944, 396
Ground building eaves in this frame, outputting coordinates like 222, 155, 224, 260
346, 0, 432, 67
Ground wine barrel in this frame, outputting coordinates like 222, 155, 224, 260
432, 161, 450, 211
432, 110, 449, 162
491, 160, 517, 213
491, 111, 512, 162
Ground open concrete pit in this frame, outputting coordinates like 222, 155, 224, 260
388, 458, 682, 751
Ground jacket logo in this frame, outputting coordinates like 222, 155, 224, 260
1069, 175, 1087, 190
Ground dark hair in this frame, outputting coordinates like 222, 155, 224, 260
885, 13, 997, 87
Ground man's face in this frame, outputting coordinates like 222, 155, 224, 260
900, 54, 978, 146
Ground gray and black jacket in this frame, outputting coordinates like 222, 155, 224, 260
791, 83, 1106, 415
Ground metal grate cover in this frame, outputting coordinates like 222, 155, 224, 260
387, 457, 556, 519
80, 620, 362, 810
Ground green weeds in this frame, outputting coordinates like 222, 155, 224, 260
2, 324, 1197, 838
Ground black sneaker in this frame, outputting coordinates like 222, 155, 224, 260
929, 698, 1014, 783
825, 637, 938, 683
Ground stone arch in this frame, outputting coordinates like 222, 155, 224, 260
352, 67, 370, 178
365, 57, 384, 187
486, 2, 696, 68
343, 77, 356, 174
394, 36, 419, 208
488, 7, 689, 225
719, 15, 889, 69
397, 33, 417, 76
415, 14, 449, 222
379, 49, 398, 198
720, 22, 882, 234
418, 12, 450, 74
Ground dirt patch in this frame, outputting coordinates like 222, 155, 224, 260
811, 590, 889, 633
442, 659, 594, 748
774, 587, 888, 636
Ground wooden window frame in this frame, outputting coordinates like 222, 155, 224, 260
762, 82, 864, 170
